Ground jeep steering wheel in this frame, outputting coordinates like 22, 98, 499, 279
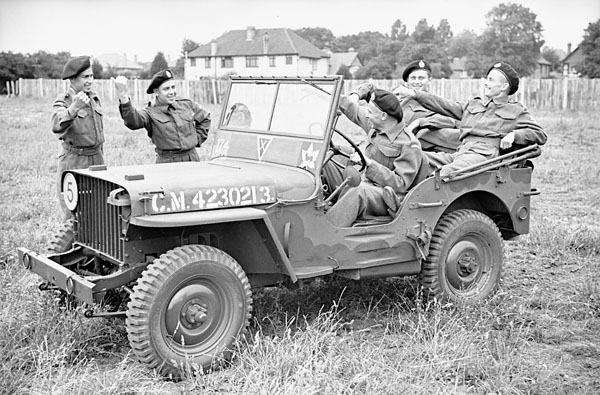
327, 128, 367, 172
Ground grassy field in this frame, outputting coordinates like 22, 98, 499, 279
1, 97, 599, 394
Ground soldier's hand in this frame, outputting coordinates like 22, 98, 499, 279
500, 132, 515, 150
406, 119, 421, 134
393, 84, 415, 99
71, 91, 90, 112
351, 82, 374, 102
349, 151, 371, 166
111, 76, 130, 102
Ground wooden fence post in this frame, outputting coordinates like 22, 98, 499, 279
562, 78, 569, 110
18, 78, 22, 96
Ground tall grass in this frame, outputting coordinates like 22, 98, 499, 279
1, 99, 599, 394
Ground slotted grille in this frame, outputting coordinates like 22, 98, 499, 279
74, 175, 125, 262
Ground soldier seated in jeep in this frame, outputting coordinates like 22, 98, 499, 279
325, 84, 429, 227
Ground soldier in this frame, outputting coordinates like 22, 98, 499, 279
51, 56, 104, 215
113, 69, 211, 163
393, 61, 547, 177
325, 84, 430, 227
400, 59, 460, 153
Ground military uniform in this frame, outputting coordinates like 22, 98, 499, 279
118, 69, 211, 163
52, 56, 104, 214
326, 90, 429, 227
119, 98, 210, 163
401, 97, 460, 153
414, 90, 547, 176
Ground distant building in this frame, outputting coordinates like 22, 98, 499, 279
450, 57, 471, 79
562, 43, 583, 77
533, 56, 552, 78
185, 26, 330, 79
96, 53, 143, 77
328, 49, 363, 77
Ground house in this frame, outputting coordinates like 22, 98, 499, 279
450, 57, 470, 79
185, 26, 330, 79
96, 53, 143, 77
328, 49, 363, 77
562, 43, 583, 77
533, 56, 552, 78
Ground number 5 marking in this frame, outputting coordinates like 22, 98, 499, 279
63, 173, 78, 211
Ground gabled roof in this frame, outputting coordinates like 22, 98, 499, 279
188, 27, 329, 59
562, 46, 584, 65
537, 56, 552, 66
329, 51, 362, 73
96, 53, 143, 70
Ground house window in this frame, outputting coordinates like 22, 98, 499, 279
221, 57, 233, 68
286, 55, 293, 65
191, 58, 196, 67
310, 59, 317, 72
269, 56, 276, 67
205, 58, 211, 68
246, 56, 258, 68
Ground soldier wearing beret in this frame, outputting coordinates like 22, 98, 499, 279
326, 83, 430, 227
394, 61, 547, 177
113, 69, 211, 163
400, 59, 460, 154
51, 55, 104, 215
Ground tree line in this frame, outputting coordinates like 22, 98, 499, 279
1, 3, 599, 94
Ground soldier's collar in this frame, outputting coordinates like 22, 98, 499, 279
379, 121, 405, 141
485, 95, 510, 106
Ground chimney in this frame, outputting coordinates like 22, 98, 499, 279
211, 41, 217, 56
262, 33, 269, 54
246, 26, 256, 41
567, 43, 572, 54
134, 55, 138, 63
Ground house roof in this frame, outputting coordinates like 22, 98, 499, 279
188, 27, 329, 59
328, 51, 362, 74
96, 53, 143, 70
537, 56, 552, 66
562, 46, 584, 65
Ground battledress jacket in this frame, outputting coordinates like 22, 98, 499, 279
413, 91, 547, 147
339, 96, 429, 194
51, 88, 104, 150
119, 98, 210, 153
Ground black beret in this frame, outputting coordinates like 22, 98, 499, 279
61, 56, 91, 80
488, 62, 519, 95
146, 69, 174, 94
402, 59, 432, 82
371, 89, 403, 122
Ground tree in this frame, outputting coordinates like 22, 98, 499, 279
474, 3, 544, 77
294, 27, 335, 49
354, 56, 394, 79
391, 19, 408, 42
181, 38, 200, 57
435, 19, 453, 47
29, 51, 71, 78
0, 51, 34, 93
92, 59, 103, 78
448, 30, 478, 59
579, 19, 600, 78
149, 52, 169, 76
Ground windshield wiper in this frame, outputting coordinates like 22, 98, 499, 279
300, 78, 330, 95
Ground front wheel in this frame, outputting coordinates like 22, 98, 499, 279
420, 209, 503, 304
126, 245, 252, 378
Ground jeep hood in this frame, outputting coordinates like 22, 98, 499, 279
70, 158, 315, 217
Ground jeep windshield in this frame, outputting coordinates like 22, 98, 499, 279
220, 77, 338, 139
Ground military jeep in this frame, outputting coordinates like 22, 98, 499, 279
17, 76, 541, 377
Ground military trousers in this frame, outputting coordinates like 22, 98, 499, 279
425, 140, 499, 177
326, 181, 390, 227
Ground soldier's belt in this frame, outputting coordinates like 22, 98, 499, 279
157, 147, 194, 155
63, 143, 102, 156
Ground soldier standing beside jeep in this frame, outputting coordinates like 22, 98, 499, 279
51, 56, 104, 215
113, 69, 211, 163
394, 61, 547, 177
325, 84, 430, 227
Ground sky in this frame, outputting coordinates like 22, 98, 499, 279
0, 0, 598, 63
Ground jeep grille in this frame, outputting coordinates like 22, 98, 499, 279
74, 175, 125, 262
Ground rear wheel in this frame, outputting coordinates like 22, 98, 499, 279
126, 245, 252, 378
420, 209, 503, 304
